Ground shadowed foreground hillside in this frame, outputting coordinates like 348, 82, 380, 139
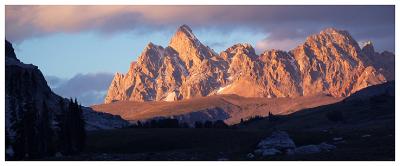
48, 82, 394, 161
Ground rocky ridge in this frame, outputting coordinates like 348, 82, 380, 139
104, 25, 394, 103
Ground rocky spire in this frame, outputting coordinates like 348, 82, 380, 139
361, 41, 375, 56
169, 24, 216, 70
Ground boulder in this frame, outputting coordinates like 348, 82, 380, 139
254, 131, 296, 157
257, 131, 296, 150
254, 131, 336, 157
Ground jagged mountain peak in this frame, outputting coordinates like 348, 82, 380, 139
320, 27, 344, 34
144, 42, 163, 51
170, 24, 199, 44
361, 40, 374, 47
302, 27, 362, 59
259, 49, 291, 60
105, 26, 393, 104
177, 24, 193, 34
260, 49, 287, 55
227, 43, 255, 52
221, 43, 257, 61
318, 27, 354, 39
361, 41, 375, 54
168, 24, 216, 70
308, 27, 355, 42
138, 42, 164, 62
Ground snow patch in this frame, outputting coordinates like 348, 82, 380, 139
164, 91, 177, 102
360, 41, 373, 48
217, 84, 232, 94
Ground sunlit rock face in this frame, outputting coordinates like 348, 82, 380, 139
104, 25, 394, 104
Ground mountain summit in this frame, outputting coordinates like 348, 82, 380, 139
104, 25, 394, 104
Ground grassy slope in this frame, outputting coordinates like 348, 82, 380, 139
91, 94, 341, 124
51, 91, 394, 161
55, 82, 394, 161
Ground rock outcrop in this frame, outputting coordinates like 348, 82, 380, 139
104, 25, 394, 104
5, 40, 129, 133
253, 131, 336, 157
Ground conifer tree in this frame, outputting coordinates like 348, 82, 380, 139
10, 101, 25, 160
37, 101, 54, 156
76, 103, 86, 151
22, 102, 37, 159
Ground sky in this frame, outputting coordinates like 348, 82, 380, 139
5, 5, 395, 105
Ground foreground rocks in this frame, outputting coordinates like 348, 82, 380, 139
253, 131, 336, 157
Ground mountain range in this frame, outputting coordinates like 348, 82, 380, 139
91, 25, 395, 125
104, 25, 394, 104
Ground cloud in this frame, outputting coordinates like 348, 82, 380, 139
46, 72, 114, 106
45, 75, 67, 89
6, 6, 394, 52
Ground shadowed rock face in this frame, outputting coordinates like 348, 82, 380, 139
5, 40, 18, 60
5, 40, 129, 132
104, 25, 394, 104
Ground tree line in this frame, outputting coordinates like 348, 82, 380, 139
7, 98, 86, 160
131, 118, 229, 129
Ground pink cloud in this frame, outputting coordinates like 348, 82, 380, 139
5, 5, 394, 53
5, 6, 231, 41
